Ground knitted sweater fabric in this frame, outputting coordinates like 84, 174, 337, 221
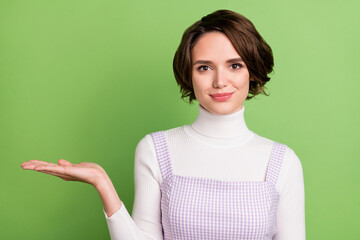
103, 104, 306, 240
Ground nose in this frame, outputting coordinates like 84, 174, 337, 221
212, 69, 228, 88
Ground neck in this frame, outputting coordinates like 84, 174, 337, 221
183, 104, 254, 146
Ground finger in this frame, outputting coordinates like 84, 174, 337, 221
36, 170, 73, 181
22, 160, 57, 167
58, 159, 72, 166
31, 160, 58, 165
21, 161, 36, 168
21, 162, 48, 170
21, 164, 36, 170
34, 164, 68, 174
21, 162, 56, 170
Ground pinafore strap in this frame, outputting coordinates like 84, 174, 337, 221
265, 141, 287, 185
150, 131, 173, 180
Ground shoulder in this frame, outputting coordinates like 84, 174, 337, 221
136, 126, 184, 150
149, 126, 185, 138
134, 126, 184, 164
269, 139, 304, 193
134, 126, 184, 182
142, 126, 186, 147
251, 133, 303, 191
252, 133, 301, 165
133, 133, 161, 182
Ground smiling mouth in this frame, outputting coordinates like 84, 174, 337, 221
209, 92, 234, 101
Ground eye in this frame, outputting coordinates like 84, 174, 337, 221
197, 65, 211, 71
230, 63, 243, 70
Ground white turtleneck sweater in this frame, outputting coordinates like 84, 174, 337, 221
104, 104, 305, 240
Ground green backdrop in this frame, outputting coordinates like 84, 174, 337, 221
1, 0, 359, 239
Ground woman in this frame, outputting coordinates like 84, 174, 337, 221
21, 9, 305, 240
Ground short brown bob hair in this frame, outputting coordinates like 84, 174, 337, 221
173, 9, 274, 103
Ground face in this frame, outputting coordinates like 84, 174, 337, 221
191, 31, 253, 115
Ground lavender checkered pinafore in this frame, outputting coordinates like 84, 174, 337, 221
150, 131, 287, 240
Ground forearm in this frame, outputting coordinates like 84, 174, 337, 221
94, 175, 123, 218
99, 134, 164, 240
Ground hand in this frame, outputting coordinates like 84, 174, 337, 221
20, 159, 107, 186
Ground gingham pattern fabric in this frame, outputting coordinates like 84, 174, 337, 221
150, 131, 287, 240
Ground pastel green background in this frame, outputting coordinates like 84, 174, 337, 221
1, 0, 359, 239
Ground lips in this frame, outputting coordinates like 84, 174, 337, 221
210, 92, 233, 97
210, 92, 234, 102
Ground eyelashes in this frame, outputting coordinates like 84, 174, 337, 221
197, 65, 210, 71
196, 63, 243, 71
229, 63, 243, 70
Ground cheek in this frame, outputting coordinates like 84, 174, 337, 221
239, 82, 250, 95
234, 74, 250, 89
240, 80, 250, 89
192, 76, 209, 95
192, 83, 203, 100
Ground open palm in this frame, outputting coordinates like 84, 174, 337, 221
20, 159, 106, 186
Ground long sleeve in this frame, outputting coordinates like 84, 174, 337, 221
103, 134, 163, 240
102, 104, 306, 239
274, 147, 306, 240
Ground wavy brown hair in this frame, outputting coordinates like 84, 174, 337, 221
173, 9, 274, 103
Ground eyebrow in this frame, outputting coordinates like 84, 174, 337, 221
193, 57, 244, 66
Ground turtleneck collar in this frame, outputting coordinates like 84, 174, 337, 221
183, 104, 255, 147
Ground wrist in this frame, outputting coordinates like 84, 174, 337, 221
92, 171, 111, 190
92, 174, 122, 217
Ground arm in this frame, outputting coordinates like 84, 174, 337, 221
104, 134, 163, 240
274, 148, 306, 240
20, 134, 163, 240
94, 172, 123, 217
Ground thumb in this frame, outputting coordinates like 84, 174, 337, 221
58, 159, 72, 166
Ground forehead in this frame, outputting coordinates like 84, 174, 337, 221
191, 31, 241, 61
